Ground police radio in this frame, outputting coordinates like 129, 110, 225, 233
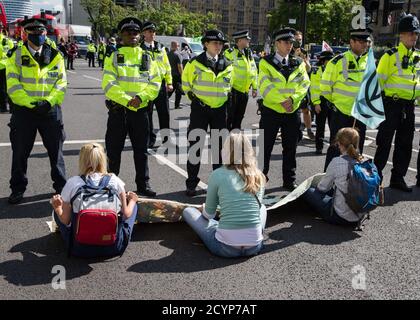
2, 38, 6, 46
402, 56, 409, 69
140, 53, 151, 71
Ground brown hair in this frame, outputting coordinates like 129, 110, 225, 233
335, 128, 363, 161
78, 143, 108, 176
222, 132, 266, 194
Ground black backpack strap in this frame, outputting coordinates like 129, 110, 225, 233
254, 193, 262, 208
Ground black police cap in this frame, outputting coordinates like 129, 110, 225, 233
232, 30, 251, 40
201, 30, 228, 44
142, 21, 157, 32
349, 27, 373, 40
318, 50, 334, 60
117, 17, 142, 33
273, 27, 296, 42
398, 14, 420, 33
20, 18, 47, 31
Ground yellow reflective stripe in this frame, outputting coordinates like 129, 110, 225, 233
278, 88, 296, 94
343, 81, 361, 87
104, 81, 118, 94
103, 70, 116, 77
311, 85, 320, 90
126, 91, 139, 97
395, 52, 403, 75
8, 84, 24, 94
333, 88, 358, 97
26, 91, 48, 97
182, 81, 192, 90
377, 73, 387, 80
342, 56, 348, 79
8, 72, 20, 80
321, 91, 331, 96
384, 83, 415, 90
117, 76, 150, 83
192, 89, 228, 97
320, 80, 334, 86
53, 85, 66, 92
262, 84, 275, 98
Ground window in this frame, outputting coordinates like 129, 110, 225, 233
252, 29, 259, 41
238, 10, 244, 24
222, 10, 229, 23
253, 0, 259, 8
253, 12, 259, 24
268, 0, 275, 9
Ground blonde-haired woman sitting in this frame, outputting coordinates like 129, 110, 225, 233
183, 133, 267, 258
50, 143, 138, 257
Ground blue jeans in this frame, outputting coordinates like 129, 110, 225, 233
182, 207, 265, 258
302, 187, 357, 226
54, 204, 138, 258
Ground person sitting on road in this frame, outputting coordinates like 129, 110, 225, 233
302, 127, 363, 227
50, 143, 138, 257
183, 133, 267, 258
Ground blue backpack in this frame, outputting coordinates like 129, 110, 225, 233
343, 156, 381, 215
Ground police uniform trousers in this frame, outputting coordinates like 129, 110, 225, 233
374, 97, 415, 182
227, 88, 249, 130
105, 106, 150, 190
259, 106, 301, 185
148, 79, 170, 146
87, 52, 95, 67
168, 75, 183, 109
0, 68, 8, 111
315, 97, 332, 152
186, 99, 227, 190
324, 108, 366, 171
8, 104, 66, 193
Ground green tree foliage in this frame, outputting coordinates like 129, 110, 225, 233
269, 0, 362, 44
80, 0, 219, 38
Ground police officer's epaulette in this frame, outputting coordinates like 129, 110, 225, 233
385, 48, 398, 56
312, 66, 319, 74
7, 45, 18, 58
330, 54, 344, 65
227, 47, 234, 54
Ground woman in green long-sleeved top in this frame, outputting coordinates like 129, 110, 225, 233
183, 132, 267, 258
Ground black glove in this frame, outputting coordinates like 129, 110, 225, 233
187, 91, 195, 101
31, 100, 51, 115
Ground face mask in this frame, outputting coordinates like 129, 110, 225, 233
28, 34, 46, 47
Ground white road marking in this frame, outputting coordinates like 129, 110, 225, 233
83, 75, 102, 82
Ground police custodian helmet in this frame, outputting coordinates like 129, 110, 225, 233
117, 17, 142, 33
398, 13, 420, 33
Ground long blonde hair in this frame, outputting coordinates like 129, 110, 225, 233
78, 143, 108, 176
335, 128, 363, 161
222, 132, 266, 194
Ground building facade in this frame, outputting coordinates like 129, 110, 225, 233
178, 0, 277, 45
2, 0, 33, 23
63, 0, 90, 26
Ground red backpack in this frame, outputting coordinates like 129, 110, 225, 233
70, 175, 121, 247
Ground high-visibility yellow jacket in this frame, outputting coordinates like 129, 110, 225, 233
6, 43, 67, 108
182, 52, 234, 108
45, 37, 57, 50
258, 54, 310, 113
87, 43, 96, 53
320, 50, 368, 116
310, 66, 323, 105
0, 34, 14, 70
377, 42, 420, 101
141, 41, 172, 85
98, 44, 106, 60
224, 47, 257, 93
102, 46, 161, 111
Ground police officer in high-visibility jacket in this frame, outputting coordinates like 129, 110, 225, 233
87, 40, 96, 67
310, 50, 334, 154
0, 23, 14, 113
224, 30, 258, 130
259, 28, 310, 191
374, 14, 420, 192
182, 30, 233, 196
6, 18, 67, 204
102, 18, 161, 197
141, 21, 173, 148
320, 28, 371, 170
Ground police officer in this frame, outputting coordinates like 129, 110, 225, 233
310, 50, 334, 154
102, 18, 161, 197
374, 14, 420, 192
224, 30, 258, 130
0, 23, 14, 113
259, 28, 310, 190
87, 40, 96, 67
182, 30, 233, 196
141, 21, 173, 148
320, 28, 371, 170
6, 18, 67, 204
